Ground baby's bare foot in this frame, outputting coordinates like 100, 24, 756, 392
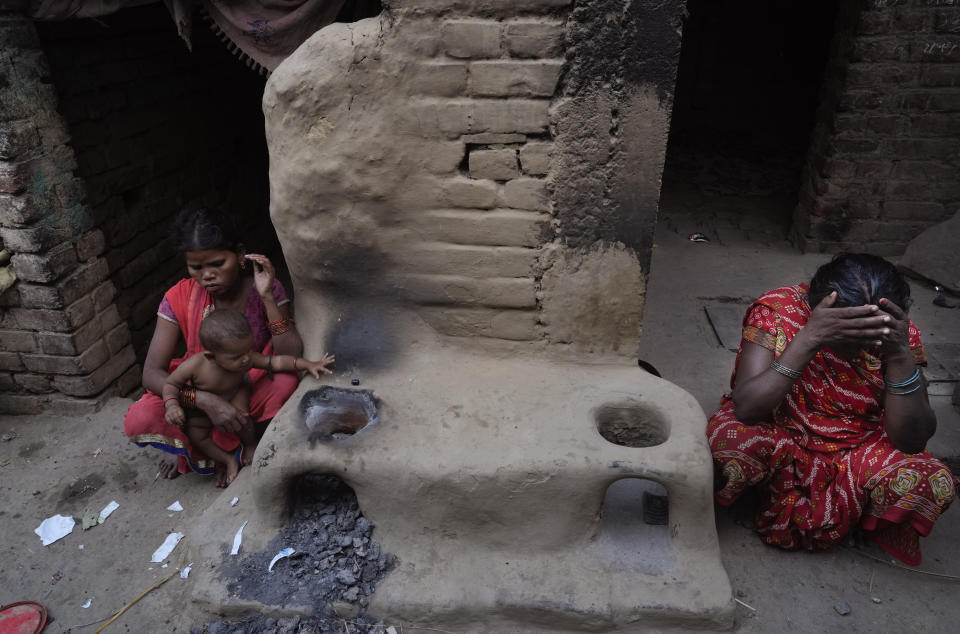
241, 443, 257, 466
223, 455, 240, 486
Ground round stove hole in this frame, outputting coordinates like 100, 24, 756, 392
595, 402, 668, 448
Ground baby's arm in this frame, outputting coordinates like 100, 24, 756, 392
161, 355, 202, 427
251, 352, 336, 379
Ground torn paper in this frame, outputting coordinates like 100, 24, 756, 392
151, 532, 184, 562
98, 501, 119, 523
35, 514, 76, 546
167, 501, 183, 512
268, 547, 295, 572
230, 520, 248, 555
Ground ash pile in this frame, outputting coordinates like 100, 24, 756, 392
193, 474, 396, 634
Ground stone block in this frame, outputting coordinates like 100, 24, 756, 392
38, 318, 103, 356
519, 142, 552, 175
56, 258, 109, 306
462, 133, 527, 144
504, 19, 565, 58
418, 307, 540, 340
0, 392, 47, 415
0, 226, 46, 252
91, 281, 117, 311
393, 243, 537, 278
75, 230, 106, 261
416, 209, 551, 247
918, 38, 960, 62
403, 100, 471, 138
65, 295, 96, 330
502, 177, 549, 211
441, 177, 499, 208
441, 20, 501, 59
0, 351, 24, 371
104, 323, 132, 355
398, 274, 536, 308
0, 307, 72, 331
98, 304, 122, 331
0, 120, 40, 160
468, 99, 550, 135
9, 243, 78, 283
17, 282, 62, 309
0, 372, 15, 391
0, 328, 37, 352
52, 343, 135, 397
409, 61, 468, 97
14, 372, 54, 393
0, 159, 29, 194
468, 148, 518, 181
469, 60, 563, 97
23, 339, 109, 375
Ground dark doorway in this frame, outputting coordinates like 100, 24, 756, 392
660, 0, 839, 243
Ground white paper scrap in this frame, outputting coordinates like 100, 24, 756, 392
150, 532, 184, 563
230, 497, 239, 507
81, 599, 92, 609
386, 627, 398, 634
166, 501, 183, 512
98, 501, 120, 523
180, 563, 193, 579
268, 547, 295, 572
230, 520, 248, 555
78, 544, 84, 550
35, 514, 76, 546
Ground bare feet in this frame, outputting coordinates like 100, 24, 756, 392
215, 453, 242, 488
157, 453, 181, 480
241, 443, 256, 466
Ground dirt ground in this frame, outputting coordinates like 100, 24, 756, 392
2, 213, 959, 633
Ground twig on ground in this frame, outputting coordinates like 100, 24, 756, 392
869, 570, 875, 593
735, 598, 757, 612
92, 570, 178, 633
845, 546, 960, 582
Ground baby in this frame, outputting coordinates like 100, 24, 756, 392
162, 308, 335, 486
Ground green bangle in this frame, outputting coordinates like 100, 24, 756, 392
770, 359, 802, 380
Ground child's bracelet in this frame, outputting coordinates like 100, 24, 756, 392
180, 386, 196, 408
162, 397, 179, 408
293, 358, 299, 371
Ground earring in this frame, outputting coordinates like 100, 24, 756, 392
239, 256, 247, 271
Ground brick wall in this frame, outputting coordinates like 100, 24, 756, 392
794, 0, 960, 254
0, 3, 275, 413
0, 9, 137, 413
34, 4, 274, 361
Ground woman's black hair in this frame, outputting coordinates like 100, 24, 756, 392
808, 253, 911, 310
171, 207, 243, 253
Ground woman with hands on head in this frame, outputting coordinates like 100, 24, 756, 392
124, 208, 311, 487
709, 253, 956, 565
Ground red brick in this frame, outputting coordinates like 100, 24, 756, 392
9, 243, 78, 283
0, 351, 25, 371
0, 328, 38, 352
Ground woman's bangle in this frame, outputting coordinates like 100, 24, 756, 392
885, 367, 920, 388
888, 383, 922, 396
770, 359, 802, 380
179, 386, 196, 408
268, 317, 292, 336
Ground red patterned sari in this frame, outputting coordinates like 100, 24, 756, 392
124, 278, 298, 476
707, 284, 956, 565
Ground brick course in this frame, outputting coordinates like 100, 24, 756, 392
794, 1, 960, 253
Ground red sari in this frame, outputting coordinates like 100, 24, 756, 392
124, 278, 298, 475
708, 284, 956, 565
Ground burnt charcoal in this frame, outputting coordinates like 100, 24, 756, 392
203, 474, 396, 634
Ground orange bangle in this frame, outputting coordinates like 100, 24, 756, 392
268, 318, 292, 336
293, 358, 299, 371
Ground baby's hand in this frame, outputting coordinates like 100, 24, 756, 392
165, 404, 185, 428
302, 353, 336, 379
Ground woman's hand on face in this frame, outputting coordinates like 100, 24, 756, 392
802, 291, 891, 349
202, 394, 251, 434
245, 254, 276, 300
877, 298, 912, 358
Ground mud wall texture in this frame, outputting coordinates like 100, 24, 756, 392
793, 0, 960, 255
266, 0, 684, 353
0, 3, 273, 413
